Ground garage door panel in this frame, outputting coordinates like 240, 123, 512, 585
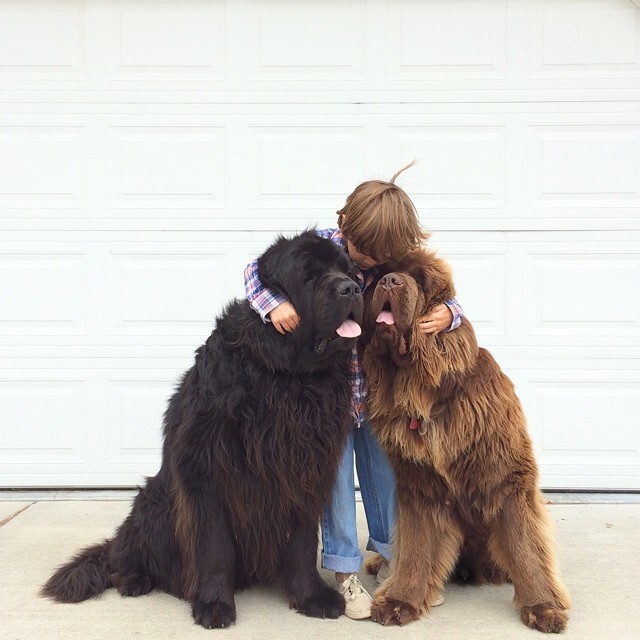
387, 0, 508, 81
0, 364, 187, 487
528, 124, 640, 208
529, 0, 640, 80
105, 376, 171, 467
108, 126, 227, 209
240, 0, 366, 81
107, 252, 228, 336
438, 250, 508, 337
0, 377, 88, 466
537, 464, 640, 491
0, 0, 85, 81
0, 253, 88, 337
526, 252, 640, 337
388, 125, 508, 208
109, 0, 225, 80
244, 125, 366, 208
512, 369, 640, 491
0, 125, 86, 208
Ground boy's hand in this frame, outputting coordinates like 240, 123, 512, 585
418, 303, 453, 335
268, 302, 300, 334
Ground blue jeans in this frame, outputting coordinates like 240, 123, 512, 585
321, 419, 397, 574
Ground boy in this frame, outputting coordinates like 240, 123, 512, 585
244, 163, 462, 619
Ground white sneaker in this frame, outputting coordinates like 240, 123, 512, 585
336, 574, 372, 620
376, 561, 444, 607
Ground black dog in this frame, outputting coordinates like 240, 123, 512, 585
41, 230, 363, 628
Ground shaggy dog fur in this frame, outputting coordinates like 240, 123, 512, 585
361, 249, 570, 633
41, 230, 364, 628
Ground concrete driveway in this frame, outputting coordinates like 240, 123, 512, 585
1, 493, 638, 640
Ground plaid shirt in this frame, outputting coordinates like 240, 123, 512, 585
244, 228, 463, 424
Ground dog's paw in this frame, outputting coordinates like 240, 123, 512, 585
520, 602, 568, 633
371, 595, 420, 626
114, 573, 153, 597
364, 553, 385, 576
298, 587, 345, 619
191, 598, 236, 629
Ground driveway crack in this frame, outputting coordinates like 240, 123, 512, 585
0, 503, 34, 527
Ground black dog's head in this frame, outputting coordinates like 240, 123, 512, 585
258, 230, 363, 357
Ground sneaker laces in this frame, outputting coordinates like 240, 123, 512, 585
343, 574, 366, 601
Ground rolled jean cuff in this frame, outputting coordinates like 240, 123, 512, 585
321, 551, 363, 574
366, 537, 393, 563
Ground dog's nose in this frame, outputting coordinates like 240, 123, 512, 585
337, 280, 361, 297
380, 273, 404, 291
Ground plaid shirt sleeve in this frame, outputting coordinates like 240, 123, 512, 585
315, 227, 338, 241
243, 259, 288, 322
442, 297, 464, 332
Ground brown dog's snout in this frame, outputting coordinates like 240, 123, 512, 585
379, 273, 404, 291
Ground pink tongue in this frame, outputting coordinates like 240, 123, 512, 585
376, 310, 395, 325
336, 319, 362, 338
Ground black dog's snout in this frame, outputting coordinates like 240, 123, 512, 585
380, 273, 404, 291
337, 280, 361, 297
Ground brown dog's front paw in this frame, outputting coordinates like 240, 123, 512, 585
520, 602, 568, 633
371, 596, 420, 626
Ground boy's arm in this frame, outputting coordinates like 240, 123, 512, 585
419, 297, 463, 334
442, 297, 463, 332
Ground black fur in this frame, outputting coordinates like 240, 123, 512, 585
41, 230, 363, 628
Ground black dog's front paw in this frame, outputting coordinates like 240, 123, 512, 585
114, 572, 154, 597
298, 586, 345, 619
192, 598, 236, 629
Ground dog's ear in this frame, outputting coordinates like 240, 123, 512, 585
257, 235, 292, 297
256, 233, 327, 331
257, 229, 335, 301
402, 249, 478, 381
397, 249, 455, 311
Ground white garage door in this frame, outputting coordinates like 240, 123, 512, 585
1, 0, 639, 489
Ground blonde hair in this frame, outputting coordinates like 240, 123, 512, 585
337, 161, 429, 262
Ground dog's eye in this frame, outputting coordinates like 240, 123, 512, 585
304, 275, 315, 284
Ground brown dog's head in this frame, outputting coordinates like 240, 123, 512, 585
366, 249, 455, 366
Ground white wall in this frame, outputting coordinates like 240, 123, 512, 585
0, 0, 639, 488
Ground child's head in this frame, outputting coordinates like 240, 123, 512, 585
337, 162, 429, 266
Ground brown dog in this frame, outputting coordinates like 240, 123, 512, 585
362, 249, 570, 633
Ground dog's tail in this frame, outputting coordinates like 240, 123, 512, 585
40, 540, 112, 603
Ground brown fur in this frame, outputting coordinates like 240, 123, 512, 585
362, 249, 570, 633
